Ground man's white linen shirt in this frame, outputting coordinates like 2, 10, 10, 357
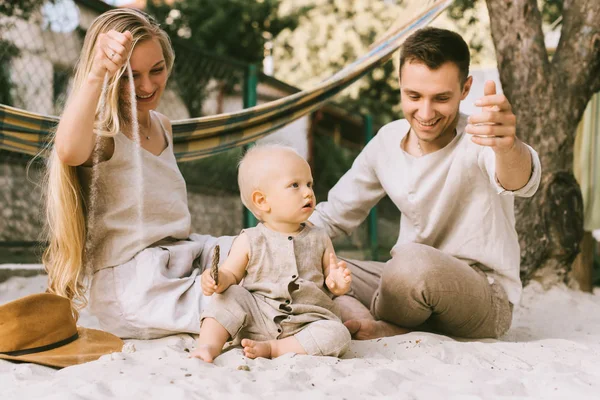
309, 113, 542, 304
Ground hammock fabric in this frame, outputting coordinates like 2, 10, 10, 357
0, 0, 452, 163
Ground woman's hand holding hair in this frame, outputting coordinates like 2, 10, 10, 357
89, 30, 133, 81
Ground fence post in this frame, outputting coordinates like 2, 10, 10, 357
243, 64, 259, 228
364, 114, 378, 261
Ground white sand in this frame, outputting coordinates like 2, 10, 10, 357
2, 271, 600, 400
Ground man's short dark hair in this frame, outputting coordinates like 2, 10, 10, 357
399, 27, 470, 85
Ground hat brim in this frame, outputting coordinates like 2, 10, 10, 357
0, 327, 123, 369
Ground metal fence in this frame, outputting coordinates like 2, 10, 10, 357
0, 4, 249, 120
0, 2, 398, 264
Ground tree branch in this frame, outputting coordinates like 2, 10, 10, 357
552, 0, 600, 131
591, 69, 600, 94
553, 0, 600, 94
484, 0, 550, 101
552, 0, 600, 89
484, 0, 550, 146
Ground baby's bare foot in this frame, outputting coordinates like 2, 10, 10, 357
344, 319, 410, 340
241, 338, 273, 359
190, 344, 222, 363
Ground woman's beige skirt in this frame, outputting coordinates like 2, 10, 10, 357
89, 233, 235, 339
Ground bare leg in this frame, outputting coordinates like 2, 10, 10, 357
241, 336, 306, 359
334, 295, 374, 322
335, 295, 410, 340
190, 318, 230, 363
345, 319, 411, 340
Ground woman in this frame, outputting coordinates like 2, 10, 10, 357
44, 8, 233, 339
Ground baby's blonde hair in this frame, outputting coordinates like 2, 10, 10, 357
238, 143, 303, 219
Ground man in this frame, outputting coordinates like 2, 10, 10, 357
309, 27, 541, 339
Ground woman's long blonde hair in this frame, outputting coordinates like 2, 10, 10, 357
42, 8, 174, 315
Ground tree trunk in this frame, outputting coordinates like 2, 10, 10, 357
571, 231, 595, 292
484, 0, 600, 286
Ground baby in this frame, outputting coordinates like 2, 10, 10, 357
191, 144, 352, 362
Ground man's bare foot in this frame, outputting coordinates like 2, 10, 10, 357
190, 344, 222, 363
241, 338, 273, 359
344, 319, 410, 340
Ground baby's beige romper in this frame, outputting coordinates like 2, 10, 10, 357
201, 223, 351, 357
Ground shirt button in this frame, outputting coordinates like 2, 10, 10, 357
288, 236, 293, 241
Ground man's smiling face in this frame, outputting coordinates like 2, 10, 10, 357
400, 60, 472, 144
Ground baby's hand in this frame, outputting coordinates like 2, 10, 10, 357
325, 253, 352, 296
201, 269, 228, 296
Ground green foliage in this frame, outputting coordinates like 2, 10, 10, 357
0, 0, 45, 19
540, 0, 563, 25
178, 147, 243, 194
311, 133, 398, 220
0, 41, 19, 106
311, 134, 359, 203
273, 0, 405, 128
445, 1, 563, 65
448, 0, 564, 25
447, 0, 478, 25
146, 0, 309, 116
147, 0, 308, 65
335, 61, 403, 126
0, 0, 46, 106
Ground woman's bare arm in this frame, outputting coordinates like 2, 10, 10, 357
54, 30, 132, 166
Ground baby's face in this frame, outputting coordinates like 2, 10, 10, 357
261, 152, 315, 225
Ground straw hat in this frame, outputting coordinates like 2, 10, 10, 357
0, 293, 123, 368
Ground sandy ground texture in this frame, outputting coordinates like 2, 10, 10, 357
1, 271, 600, 400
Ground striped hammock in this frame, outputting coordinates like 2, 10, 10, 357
0, 0, 452, 162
